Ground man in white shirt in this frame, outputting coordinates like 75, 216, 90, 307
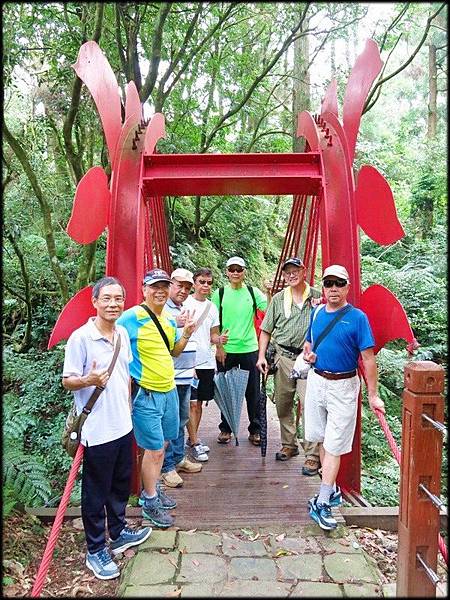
62, 277, 151, 580
184, 268, 228, 460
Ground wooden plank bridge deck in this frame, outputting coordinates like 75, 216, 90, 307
162, 398, 344, 529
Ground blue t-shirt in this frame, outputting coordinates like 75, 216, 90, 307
306, 304, 374, 373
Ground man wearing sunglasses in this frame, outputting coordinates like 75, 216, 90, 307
302, 265, 385, 531
212, 256, 267, 445
257, 257, 322, 471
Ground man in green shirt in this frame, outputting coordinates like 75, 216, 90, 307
257, 257, 322, 474
212, 256, 267, 445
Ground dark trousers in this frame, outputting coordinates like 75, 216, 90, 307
217, 350, 261, 435
81, 431, 132, 553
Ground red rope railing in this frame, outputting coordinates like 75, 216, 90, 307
31, 443, 84, 597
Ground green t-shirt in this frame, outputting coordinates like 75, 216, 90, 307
211, 284, 267, 353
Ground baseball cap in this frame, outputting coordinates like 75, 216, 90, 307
170, 268, 194, 284
143, 268, 171, 285
226, 256, 246, 268
282, 257, 305, 270
322, 265, 350, 282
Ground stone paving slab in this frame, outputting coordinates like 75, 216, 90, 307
119, 526, 394, 597
276, 554, 323, 581
229, 557, 278, 580
291, 581, 344, 596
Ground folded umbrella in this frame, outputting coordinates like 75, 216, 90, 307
213, 367, 249, 446
259, 374, 268, 458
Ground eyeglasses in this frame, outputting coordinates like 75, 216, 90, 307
97, 296, 125, 304
323, 279, 347, 288
283, 269, 302, 278
228, 267, 244, 273
197, 279, 213, 285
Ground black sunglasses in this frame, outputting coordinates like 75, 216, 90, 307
228, 267, 244, 273
323, 279, 347, 288
197, 279, 213, 285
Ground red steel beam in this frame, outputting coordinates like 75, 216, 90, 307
142, 152, 322, 197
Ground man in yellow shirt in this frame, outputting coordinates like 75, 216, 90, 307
117, 269, 195, 528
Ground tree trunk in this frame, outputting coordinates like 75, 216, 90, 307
427, 43, 437, 139
292, 28, 310, 152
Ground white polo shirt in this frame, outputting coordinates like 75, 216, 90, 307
184, 296, 220, 369
62, 318, 133, 447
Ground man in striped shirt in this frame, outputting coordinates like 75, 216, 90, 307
161, 268, 203, 488
257, 257, 322, 473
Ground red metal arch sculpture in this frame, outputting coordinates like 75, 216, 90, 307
49, 39, 417, 494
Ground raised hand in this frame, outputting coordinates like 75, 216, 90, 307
176, 308, 188, 327
182, 310, 196, 338
85, 360, 109, 388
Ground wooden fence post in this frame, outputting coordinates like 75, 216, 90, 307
397, 361, 445, 597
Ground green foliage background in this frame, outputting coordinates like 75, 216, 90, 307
3, 2, 447, 513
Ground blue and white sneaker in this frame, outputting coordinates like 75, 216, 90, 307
186, 438, 210, 453
110, 526, 152, 555
86, 547, 120, 579
308, 496, 337, 530
141, 495, 174, 528
311, 486, 342, 508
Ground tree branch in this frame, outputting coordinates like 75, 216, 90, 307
363, 3, 446, 114
139, 3, 172, 102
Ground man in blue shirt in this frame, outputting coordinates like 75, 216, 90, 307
302, 265, 385, 531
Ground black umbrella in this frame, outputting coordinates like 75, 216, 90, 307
259, 373, 269, 457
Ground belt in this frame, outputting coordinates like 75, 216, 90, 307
313, 368, 357, 380
277, 343, 302, 356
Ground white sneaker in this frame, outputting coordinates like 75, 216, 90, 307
197, 439, 210, 453
191, 443, 209, 462
186, 438, 210, 453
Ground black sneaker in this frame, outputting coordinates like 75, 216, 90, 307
308, 496, 337, 530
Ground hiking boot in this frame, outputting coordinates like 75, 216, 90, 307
191, 443, 209, 462
138, 484, 177, 510
141, 496, 174, 528
85, 547, 120, 580
308, 497, 337, 530
161, 469, 183, 488
248, 433, 261, 446
110, 526, 152, 555
217, 431, 232, 444
311, 486, 342, 508
176, 457, 202, 473
187, 438, 210, 453
302, 457, 320, 476
275, 446, 300, 461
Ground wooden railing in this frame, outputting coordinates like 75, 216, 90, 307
397, 361, 446, 597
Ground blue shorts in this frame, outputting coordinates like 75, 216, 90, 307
132, 386, 180, 450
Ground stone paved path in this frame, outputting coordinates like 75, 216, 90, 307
118, 523, 393, 597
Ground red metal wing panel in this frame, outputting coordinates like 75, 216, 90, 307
47, 286, 94, 349
342, 39, 383, 164
321, 78, 339, 118
125, 81, 142, 122
106, 114, 145, 308
73, 41, 122, 164
360, 284, 416, 355
356, 165, 405, 246
143, 113, 166, 155
297, 111, 321, 151
318, 112, 361, 306
66, 166, 110, 244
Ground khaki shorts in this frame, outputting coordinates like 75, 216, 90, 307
304, 369, 360, 456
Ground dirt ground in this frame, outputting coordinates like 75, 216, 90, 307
3, 512, 448, 597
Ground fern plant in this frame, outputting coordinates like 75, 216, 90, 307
3, 445, 52, 507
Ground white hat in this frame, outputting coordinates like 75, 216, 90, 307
170, 268, 194, 284
322, 265, 350, 282
226, 256, 246, 268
